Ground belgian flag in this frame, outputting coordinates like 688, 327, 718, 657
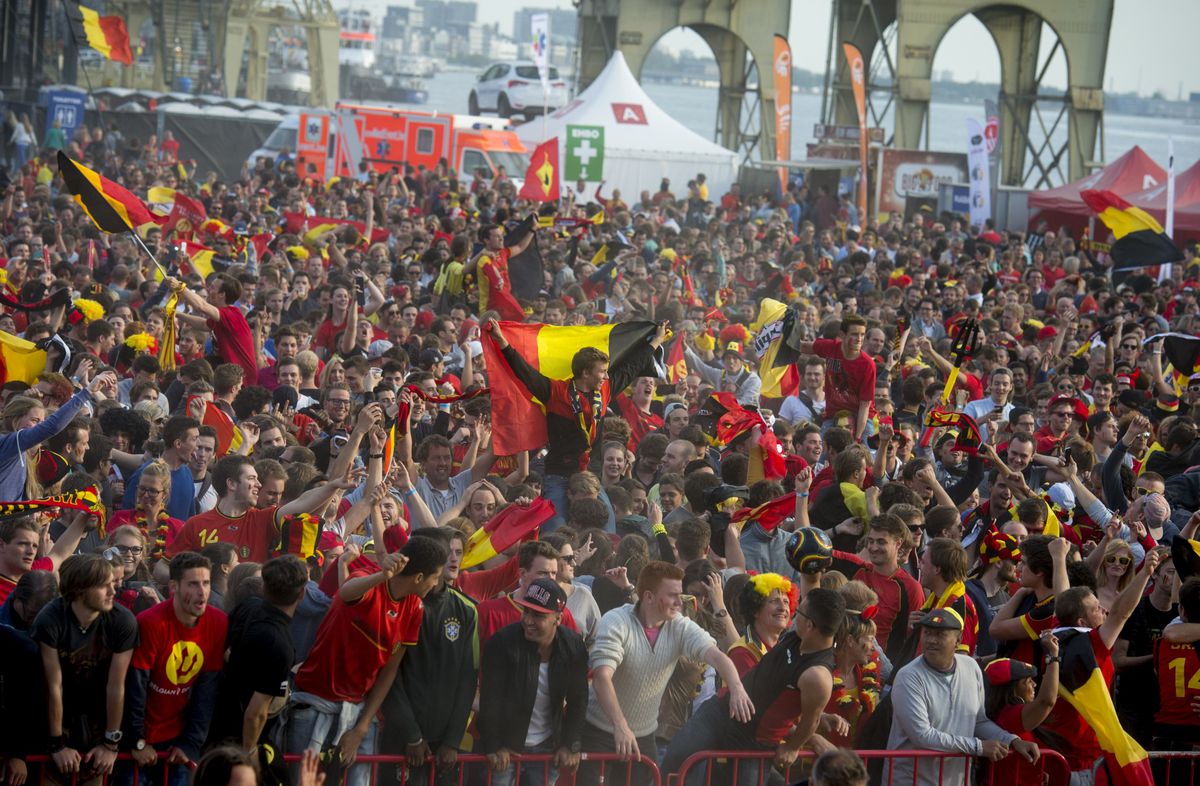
66, 2, 133, 65
925, 409, 983, 455
753, 298, 800, 399
462, 497, 555, 569
666, 334, 688, 384
1081, 189, 1183, 271
0, 331, 47, 385
482, 320, 661, 456
1054, 628, 1153, 786
732, 492, 797, 532
58, 152, 158, 234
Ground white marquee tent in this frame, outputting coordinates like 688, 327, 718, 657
516, 52, 738, 200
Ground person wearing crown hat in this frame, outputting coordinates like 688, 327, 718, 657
479, 577, 588, 786
683, 336, 762, 406
965, 527, 1022, 658
887, 607, 1041, 786
983, 636, 1062, 785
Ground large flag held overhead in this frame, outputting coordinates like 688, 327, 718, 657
519, 138, 561, 202
0, 331, 48, 385
1144, 332, 1200, 393
66, 2, 133, 65
462, 497, 555, 569
483, 320, 660, 456
1053, 628, 1153, 786
58, 152, 159, 234
752, 298, 800, 399
1081, 189, 1184, 271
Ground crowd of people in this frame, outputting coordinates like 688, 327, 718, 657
0, 120, 1198, 786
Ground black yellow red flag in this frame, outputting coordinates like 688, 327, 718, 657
1081, 189, 1183, 271
66, 2, 133, 64
1053, 628, 1153, 786
58, 152, 159, 234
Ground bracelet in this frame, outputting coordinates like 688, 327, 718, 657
1046, 656, 1061, 664
798, 492, 810, 499
402, 488, 416, 498
368, 453, 384, 460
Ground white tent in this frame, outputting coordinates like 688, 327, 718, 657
515, 52, 738, 200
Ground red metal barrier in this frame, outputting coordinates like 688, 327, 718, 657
1148, 750, 1200, 786
23, 752, 662, 786
667, 747, 1073, 786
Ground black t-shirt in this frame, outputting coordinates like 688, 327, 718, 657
1115, 596, 1178, 716
208, 597, 294, 747
31, 598, 138, 734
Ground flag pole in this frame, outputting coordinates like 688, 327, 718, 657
1160, 137, 1176, 283
129, 231, 170, 280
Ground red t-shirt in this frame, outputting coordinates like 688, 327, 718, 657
476, 594, 578, 644
0, 556, 52, 605
812, 339, 876, 427
1034, 425, 1068, 455
989, 703, 1041, 785
132, 600, 228, 744
455, 556, 520, 602
834, 550, 924, 648
208, 306, 257, 388
169, 506, 279, 563
294, 575, 423, 703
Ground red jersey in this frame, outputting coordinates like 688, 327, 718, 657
833, 551, 924, 651
812, 339, 875, 428
476, 594, 578, 644
479, 249, 524, 321
131, 600, 228, 744
616, 394, 663, 452
208, 306, 257, 387
0, 556, 52, 605
169, 506, 279, 563
455, 556, 520, 602
1154, 637, 1200, 727
989, 703, 1041, 785
294, 574, 423, 703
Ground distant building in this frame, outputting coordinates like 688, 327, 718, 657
512, 7, 578, 43
417, 0, 477, 39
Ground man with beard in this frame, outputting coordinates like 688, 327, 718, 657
380, 529, 478, 786
125, 553, 227, 780
965, 528, 1022, 658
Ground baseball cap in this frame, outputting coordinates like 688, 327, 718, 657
517, 578, 567, 614
367, 339, 394, 359
984, 658, 1038, 686
1118, 389, 1149, 408
917, 607, 964, 631
417, 348, 444, 369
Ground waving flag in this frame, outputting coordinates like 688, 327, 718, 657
1082, 189, 1183, 271
518, 138, 561, 202
462, 498, 555, 569
58, 152, 159, 233
159, 291, 179, 373
0, 331, 48, 385
66, 2, 132, 64
165, 192, 207, 235
925, 409, 983, 455
752, 298, 800, 399
482, 320, 660, 455
666, 335, 688, 384
732, 492, 797, 532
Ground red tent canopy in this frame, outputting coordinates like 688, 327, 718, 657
1125, 159, 1200, 235
1028, 145, 1165, 215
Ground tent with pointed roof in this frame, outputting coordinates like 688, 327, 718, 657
1125, 159, 1200, 236
515, 52, 738, 201
1028, 146, 1166, 225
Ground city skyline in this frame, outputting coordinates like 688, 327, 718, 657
335, 0, 1199, 98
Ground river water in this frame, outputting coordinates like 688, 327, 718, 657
399, 69, 1200, 178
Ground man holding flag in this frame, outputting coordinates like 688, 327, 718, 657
486, 317, 668, 527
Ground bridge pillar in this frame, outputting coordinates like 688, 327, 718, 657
976, 7, 1041, 187
577, 0, 789, 163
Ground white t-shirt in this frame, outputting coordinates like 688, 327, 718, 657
525, 662, 554, 747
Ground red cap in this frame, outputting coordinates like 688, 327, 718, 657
984, 658, 1038, 686
1036, 326, 1058, 341
382, 524, 410, 553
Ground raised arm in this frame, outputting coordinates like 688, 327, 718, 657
1099, 548, 1160, 651
488, 319, 553, 402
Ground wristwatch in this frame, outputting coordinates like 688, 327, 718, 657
715, 609, 729, 619
135, 739, 147, 752
104, 730, 123, 746
48, 735, 68, 753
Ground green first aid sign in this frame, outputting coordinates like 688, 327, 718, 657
565, 125, 605, 182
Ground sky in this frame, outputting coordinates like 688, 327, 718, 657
337, 0, 1200, 97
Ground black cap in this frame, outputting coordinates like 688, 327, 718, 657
417, 348, 443, 369
917, 607, 964, 631
516, 578, 567, 614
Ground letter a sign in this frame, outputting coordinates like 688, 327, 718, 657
565, 125, 605, 182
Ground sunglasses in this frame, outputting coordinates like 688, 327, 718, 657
1105, 555, 1132, 566
1120, 344, 1139, 350
1134, 486, 1153, 497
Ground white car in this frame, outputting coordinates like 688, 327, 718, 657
468, 61, 568, 120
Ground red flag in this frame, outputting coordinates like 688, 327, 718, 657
462, 497, 555, 569
518, 139, 560, 202
165, 192, 207, 235
198, 399, 242, 455
667, 335, 688, 384
732, 492, 797, 532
